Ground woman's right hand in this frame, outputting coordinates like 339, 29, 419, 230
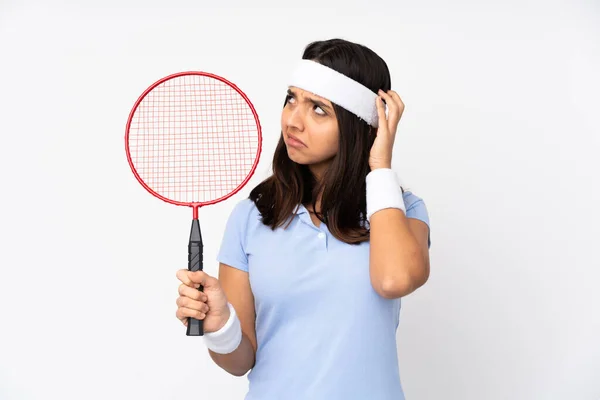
175, 269, 231, 334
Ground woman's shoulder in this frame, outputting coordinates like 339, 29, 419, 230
402, 189, 426, 210
401, 189, 430, 228
218, 197, 263, 255
227, 197, 261, 223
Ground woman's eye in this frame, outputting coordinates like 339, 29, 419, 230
285, 94, 325, 116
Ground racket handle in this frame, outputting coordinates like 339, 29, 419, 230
186, 218, 204, 336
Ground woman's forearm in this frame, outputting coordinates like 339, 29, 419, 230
369, 208, 425, 298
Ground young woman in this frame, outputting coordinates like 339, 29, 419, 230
175, 38, 431, 400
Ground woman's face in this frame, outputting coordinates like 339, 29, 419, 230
281, 86, 339, 177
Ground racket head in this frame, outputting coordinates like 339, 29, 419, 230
125, 71, 262, 208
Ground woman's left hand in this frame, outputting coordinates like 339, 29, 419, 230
369, 89, 405, 170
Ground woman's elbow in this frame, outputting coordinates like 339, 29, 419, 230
376, 264, 430, 299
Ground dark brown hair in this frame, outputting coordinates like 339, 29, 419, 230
249, 38, 401, 244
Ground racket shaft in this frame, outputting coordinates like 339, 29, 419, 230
187, 219, 204, 336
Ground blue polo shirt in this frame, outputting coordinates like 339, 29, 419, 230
217, 191, 430, 400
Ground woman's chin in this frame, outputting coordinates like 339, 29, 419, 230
286, 148, 309, 164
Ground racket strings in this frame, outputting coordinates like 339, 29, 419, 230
128, 74, 260, 204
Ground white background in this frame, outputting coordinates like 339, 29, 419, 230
0, 0, 599, 399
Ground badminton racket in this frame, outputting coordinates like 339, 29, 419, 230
125, 71, 262, 336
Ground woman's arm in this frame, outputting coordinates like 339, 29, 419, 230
367, 90, 430, 298
208, 263, 257, 376
369, 209, 430, 299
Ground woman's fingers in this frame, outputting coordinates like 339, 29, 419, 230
387, 90, 404, 111
176, 306, 206, 323
178, 283, 208, 302
176, 291, 210, 326
176, 269, 219, 290
176, 296, 209, 314
378, 90, 400, 126
176, 269, 198, 287
375, 96, 388, 132
176, 299, 209, 323
387, 90, 404, 122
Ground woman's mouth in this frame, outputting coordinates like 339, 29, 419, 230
286, 134, 306, 148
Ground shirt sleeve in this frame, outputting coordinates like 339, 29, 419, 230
216, 198, 254, 272
403, 191, 432, 248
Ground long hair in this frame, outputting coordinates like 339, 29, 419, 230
250, 38, 401, 244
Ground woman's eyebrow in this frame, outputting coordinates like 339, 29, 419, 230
287, 89, 332, 111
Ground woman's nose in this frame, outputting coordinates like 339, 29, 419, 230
286, 106, 304, 131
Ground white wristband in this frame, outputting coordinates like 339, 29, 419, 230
366, 168, 406, 222
203, 302, 242, 354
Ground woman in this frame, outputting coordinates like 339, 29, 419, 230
175, 38, 431, 400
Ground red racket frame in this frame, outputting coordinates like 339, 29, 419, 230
124, 71, 263, 218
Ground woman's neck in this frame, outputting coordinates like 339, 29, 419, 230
305, 194, 322, 215
308, 157, 333, 183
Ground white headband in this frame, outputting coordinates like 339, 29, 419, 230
288, 59, 380, 128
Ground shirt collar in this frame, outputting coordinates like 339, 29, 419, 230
292, 204, 309, 215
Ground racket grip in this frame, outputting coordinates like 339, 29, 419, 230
187, 219, 204, 336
